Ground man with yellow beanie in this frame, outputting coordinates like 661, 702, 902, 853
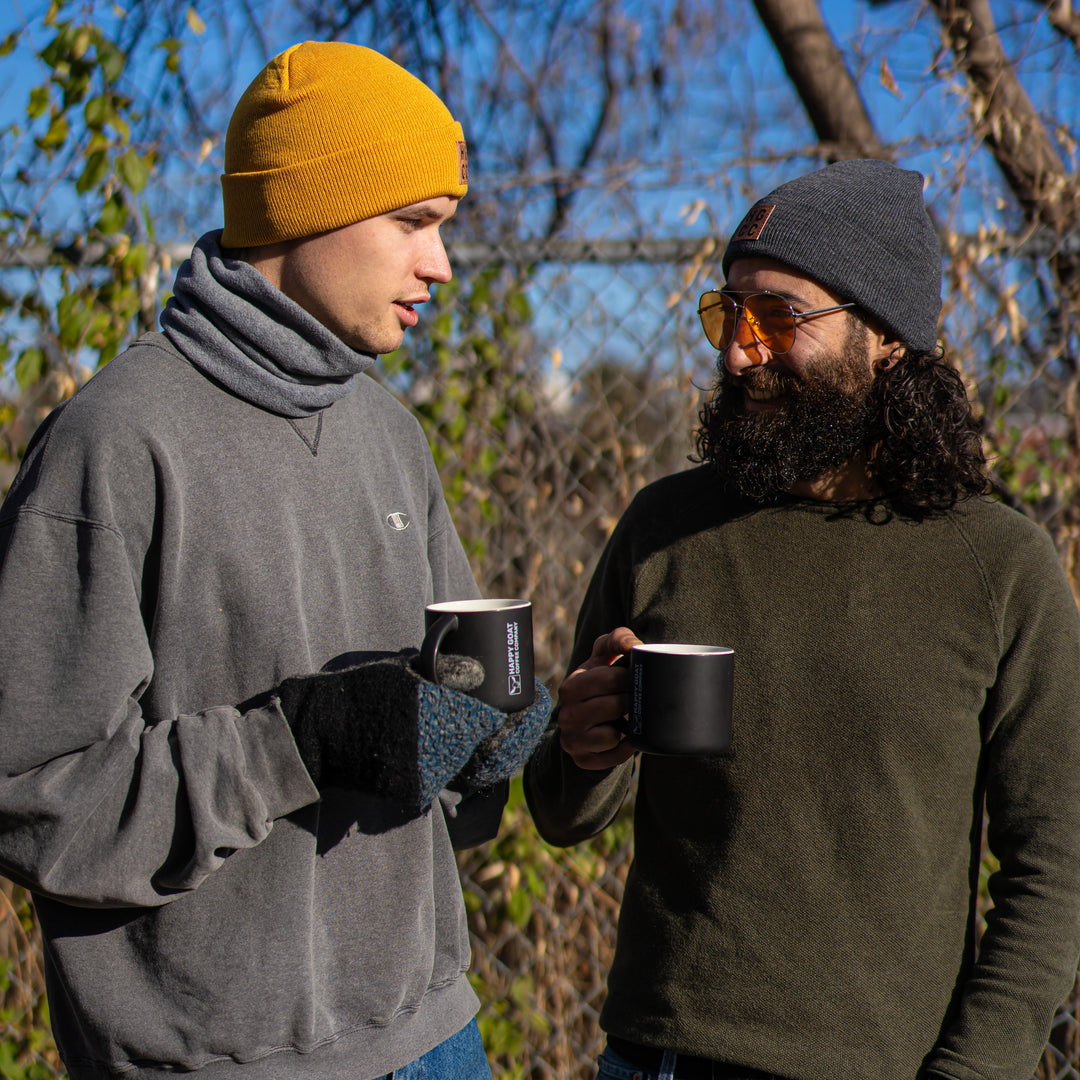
0, 41, 550, 1080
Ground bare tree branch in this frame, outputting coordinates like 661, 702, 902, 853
752, 0, 886, 160
1044, 0, 1080, 53
545, 0, 619, 237
929, 0, 1079, 308
463, 0, 625, 239
930, 0, 1076, 231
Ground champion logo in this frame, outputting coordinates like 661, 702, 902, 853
386, 512, 411, 532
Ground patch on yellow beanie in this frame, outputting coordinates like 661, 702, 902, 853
221, 41, 468, 247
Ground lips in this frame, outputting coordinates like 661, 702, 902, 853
745, 383, 784, 403
393, 297, 428, 328
739, 367, 796, 407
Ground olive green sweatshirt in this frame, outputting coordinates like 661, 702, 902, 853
525, 465, 1080, 1080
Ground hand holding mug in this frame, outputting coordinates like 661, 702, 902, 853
557, 627, 641, 771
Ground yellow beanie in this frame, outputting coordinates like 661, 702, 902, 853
221, 41, 468, 247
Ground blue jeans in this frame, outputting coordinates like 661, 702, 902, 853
380, 1019, 493, 1080
597, 1043, 679, 1080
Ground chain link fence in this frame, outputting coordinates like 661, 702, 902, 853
2, 229, 1080, 1079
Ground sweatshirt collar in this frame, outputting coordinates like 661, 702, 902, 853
160, 230, 375, 417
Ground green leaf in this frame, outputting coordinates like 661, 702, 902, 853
71, 26, 92, 60
15, 347, 47, 390
83, 94, 107, 129
0, 31, 20, 56
61, 67, 91, 109
121, 242, 148, 275
76, 148, 109, 193
97, 193, 127, 233
154, 40, 183, 74
505, 886, 532, 928
432, 310, 453, 341
105, 98, 130, 141
0, 1042, 24, 1080
467, 278, 492, 312
27, 85, 51, 120
37, 111, 69, 150
57, 293, 93, 348
38, 25, 65, 67
117, 149, 151, 193
98, 40, 126, 84
508, 291, 531, 320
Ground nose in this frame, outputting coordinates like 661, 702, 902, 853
722, 316, 767, 374
420, 233, 453, 284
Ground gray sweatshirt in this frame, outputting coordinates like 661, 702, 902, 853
0, 236, 485, 1079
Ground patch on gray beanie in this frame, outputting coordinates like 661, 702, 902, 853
721, 159, 942, 354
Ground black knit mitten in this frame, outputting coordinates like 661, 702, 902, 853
275, 651, 503, 812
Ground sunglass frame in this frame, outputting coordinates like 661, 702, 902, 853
697, 289, 855, 354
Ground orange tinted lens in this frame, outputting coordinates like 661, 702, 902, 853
743, 294, 796, 352
698, 292, 738, 349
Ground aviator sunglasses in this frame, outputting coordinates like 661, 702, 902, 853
697, 289, 855, 354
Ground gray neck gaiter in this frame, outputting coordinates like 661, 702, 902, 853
160, 230, 375, 418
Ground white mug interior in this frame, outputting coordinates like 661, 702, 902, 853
633, 643, 733, 657
427, 599, 530, 613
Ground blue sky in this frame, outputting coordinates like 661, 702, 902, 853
2, 0, 1074, 242
0, 1, 1075, 386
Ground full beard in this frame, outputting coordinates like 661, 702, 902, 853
699, 328, 879, 502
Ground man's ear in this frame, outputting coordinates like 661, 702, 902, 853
864, 318, 905, 372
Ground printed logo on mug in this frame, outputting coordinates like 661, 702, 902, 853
420, 599, 534, 711
505, 617, 524, 698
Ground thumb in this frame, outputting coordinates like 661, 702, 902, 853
581, 626, 641, 671
434, 653, 486, 692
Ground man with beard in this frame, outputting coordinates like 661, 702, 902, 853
524, 159, 1080, 1080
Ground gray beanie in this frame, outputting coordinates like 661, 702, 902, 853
721, 159, 941, 353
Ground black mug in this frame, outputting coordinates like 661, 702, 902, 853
624, 643, 734, 755
419, 599, 534, 711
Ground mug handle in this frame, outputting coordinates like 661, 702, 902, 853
611, 653, 631, 734
419, 612, 460, 683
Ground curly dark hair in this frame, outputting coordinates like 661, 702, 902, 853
868, 347, 988, 512
693, 343, 988, 514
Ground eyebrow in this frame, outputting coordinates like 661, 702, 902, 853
721, 287, 811, 307
397, 203, 457, 223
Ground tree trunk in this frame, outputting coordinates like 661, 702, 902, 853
930, 0, 1075, 232
930, 0, 1079, 329
752, 0, 886, 160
